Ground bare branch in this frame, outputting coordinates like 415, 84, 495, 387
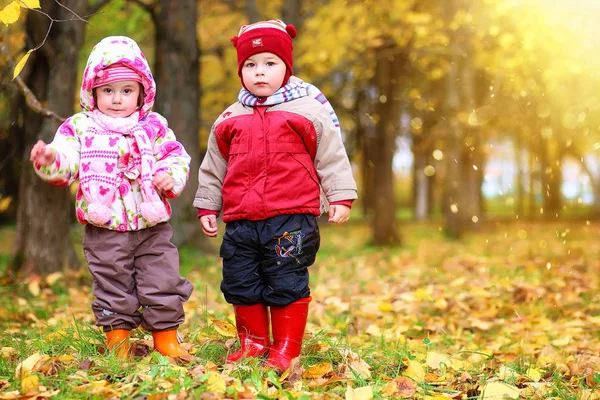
13, 74, 66, 123
87, 0, 113, 17
1, 40, 65, 123
53, 0, 88, 23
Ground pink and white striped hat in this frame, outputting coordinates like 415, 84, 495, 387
92, 63, 142, 88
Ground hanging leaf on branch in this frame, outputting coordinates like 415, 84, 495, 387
12, 49, 31, 80
0, 1, 41, 25
1, 0, 45, 79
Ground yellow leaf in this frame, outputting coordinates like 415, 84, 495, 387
27, 277, 40, 297
0, 197, 11, 212
15, 353, 43, 379
481, 382, 521, 400
345, 385, 373, 400
426, 352, 451, 370
211, 319, 237, 337
303, 362, 333, 379
206, 372, 226, 393
403, 359, 425, 382
19, 0, 41, 8
45, 272, 62, 286
13, 50, 32, 80
526, 367, 542, 382
0, 1, 20, 25
20, 374, 39, 394
1, 347, 16, 358
45, 330, 68, 342
350, 359, 372, 379
551, 336, 570, 346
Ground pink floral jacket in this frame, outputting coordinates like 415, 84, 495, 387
34, 36, 190, 231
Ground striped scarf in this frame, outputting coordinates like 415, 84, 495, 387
238, 76, 341, 135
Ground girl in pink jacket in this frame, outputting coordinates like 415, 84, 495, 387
31, 36, 193, 360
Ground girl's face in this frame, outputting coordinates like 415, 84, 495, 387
241, 52, 287, 97
95, 80, 142, 118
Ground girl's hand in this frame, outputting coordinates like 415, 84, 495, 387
200, 215, 218, 237
153, 171, 174, 193
30, 140, 56, 166
328, 204, 351, 224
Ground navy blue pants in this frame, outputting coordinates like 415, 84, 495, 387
219, 214, 320, 307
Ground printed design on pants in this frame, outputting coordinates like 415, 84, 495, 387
275, 230, 304, 263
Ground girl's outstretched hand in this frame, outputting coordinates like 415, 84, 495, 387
328, 204, 350, 224
200, 214, 218, 237
30, 140, 56, 166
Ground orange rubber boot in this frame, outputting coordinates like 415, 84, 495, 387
152, 330, 190, 358
227, 303, 270, 363
106, 329, 131, 359
266, 297, 311, 371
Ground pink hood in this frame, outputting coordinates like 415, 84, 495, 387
80, 36, 156, 119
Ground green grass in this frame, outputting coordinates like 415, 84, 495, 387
1, 219, 600, 398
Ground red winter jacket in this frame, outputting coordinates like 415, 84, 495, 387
194, 96, 357, 222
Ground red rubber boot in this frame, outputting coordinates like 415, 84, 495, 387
266, 297, 311, 371
227, 303, 271, 363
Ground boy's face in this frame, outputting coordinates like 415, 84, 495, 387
94, 80, 142, 118
241, 52, 287, 97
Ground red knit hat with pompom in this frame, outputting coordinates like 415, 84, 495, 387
231, 19, 297, 86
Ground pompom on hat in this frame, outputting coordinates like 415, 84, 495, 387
231, 19, 297, 85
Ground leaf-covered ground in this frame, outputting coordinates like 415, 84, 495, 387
1, 220, 599, 399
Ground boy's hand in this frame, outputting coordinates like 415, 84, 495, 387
30, 140, 56, 166
200, 215, 218, 237
328, 204, 351, 224
153, 171, 174, 193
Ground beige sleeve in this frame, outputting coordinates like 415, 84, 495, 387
312, 107, 358, 203
193, 127, 227, 211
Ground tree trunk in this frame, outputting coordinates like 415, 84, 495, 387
281, 0, 303, 27
540, 134, 562, 218
153, 0, 206, 247
11, 0, 86, 277
442, 0, 481, 238
515, 131, 524, 217
412, 112, 436, 220
371, 43, 403, 246
245, 0, 261, 23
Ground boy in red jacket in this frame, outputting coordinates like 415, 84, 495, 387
194, 20, 357, 371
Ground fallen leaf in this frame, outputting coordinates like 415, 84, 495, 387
427, 352, 452, 370
481, 382, 521, 400
303, 362, 333, 379
403, 359, 425, 382
27, 275, 41, 296
15, 353, 43, 379
345, 385, 373, 400
1, 347, 16, 358
206, 372, 226, 393
45, 272, 62, 286
212, 319, 237, 337
381, 376, 418, 398
350, 359, 372, 379
20, 374, 39, 394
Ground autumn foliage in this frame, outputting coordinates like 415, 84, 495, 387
1, 220, 600, 398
